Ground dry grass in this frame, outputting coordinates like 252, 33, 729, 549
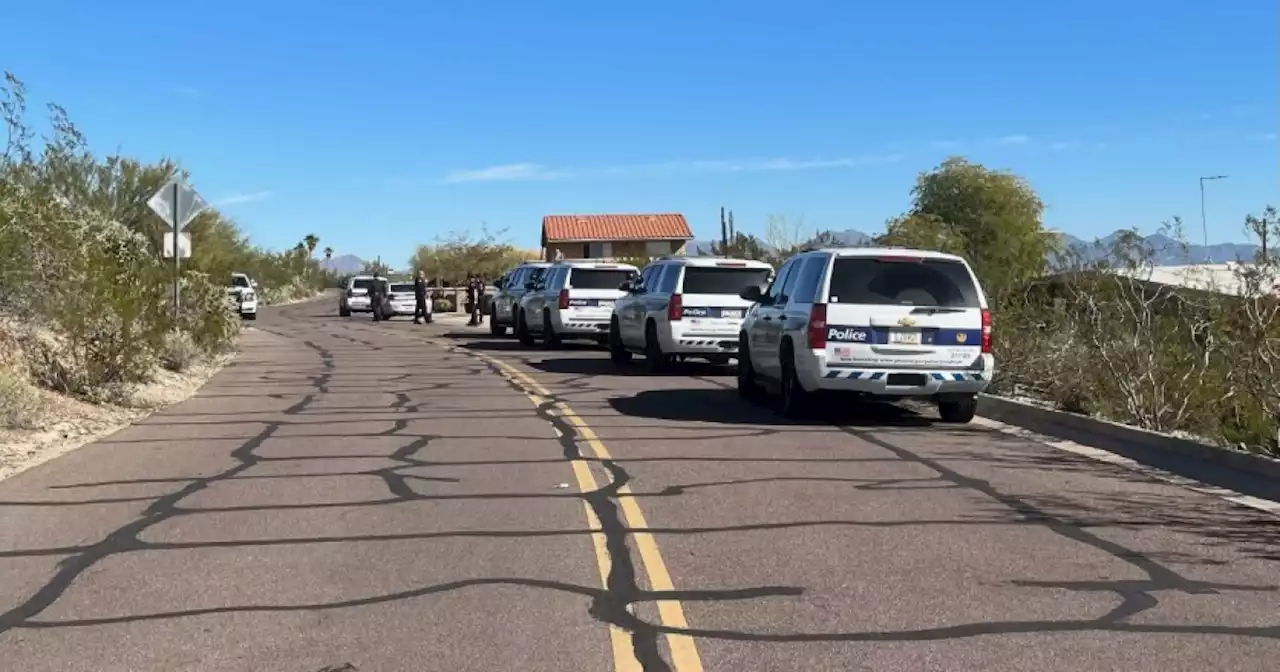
0, 314, 238, 481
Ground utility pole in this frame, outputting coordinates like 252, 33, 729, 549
720, 207, 727, 252
1199, 175, 1228, 262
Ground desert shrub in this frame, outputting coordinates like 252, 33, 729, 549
0, 72, 327, 401
158, 328, 200, 372
0, 367, 43, 429
177, 271, 239, 353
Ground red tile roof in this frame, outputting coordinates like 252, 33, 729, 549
541, 213, 693, 244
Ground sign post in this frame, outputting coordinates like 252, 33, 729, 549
147, 179, 209, 321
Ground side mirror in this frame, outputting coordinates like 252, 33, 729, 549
524, 281, 537, 290
739, 285, 765, 303
494, 278, 505, 290
251, 280, 260, 288
618, 281, 632, 292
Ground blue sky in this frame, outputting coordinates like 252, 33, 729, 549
2, 0, 1276, 264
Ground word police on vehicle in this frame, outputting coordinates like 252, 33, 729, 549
827, 327, 869, 342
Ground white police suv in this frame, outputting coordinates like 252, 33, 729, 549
489, 261, 551, 337
608, 256, 774, 371
736, 247, 993, 423
516, 260, 639, 347
339, 275, 388, 317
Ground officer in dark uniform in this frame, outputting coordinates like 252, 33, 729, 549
413, 270, 431, 324
466, 274, 484, 326
370, 278, 385, 322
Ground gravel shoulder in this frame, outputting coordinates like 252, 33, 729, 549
0, 291, 334, 483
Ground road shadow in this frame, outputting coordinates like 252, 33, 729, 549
455, 340, 602, 354
609, 388, 934, 427
525, 356, 733, 378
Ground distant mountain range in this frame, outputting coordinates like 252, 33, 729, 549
689, 228, 1261, 266
320, 254, 366, 274
1056, 232, 1260, 266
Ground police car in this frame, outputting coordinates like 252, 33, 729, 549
339, 275, 388, 317
516, 260, 639, 347
489, 261, 551, 337
608, 256, 774, 371
736, 247, 993, 423
228, 272, 258, 320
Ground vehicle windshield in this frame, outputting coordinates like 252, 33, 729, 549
681, 266, 772, 294
389, 283, 415, 293
827, 258, 981, 307
231, 276, 251, 288
569, 269, 635, 290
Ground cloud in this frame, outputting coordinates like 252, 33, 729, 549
441, 163, 566, 184
174, 86, 203, 99
996, 134, 1030, 145
439, 154, 902, 184
1262, 132, 1277, 142
1048, 140, 1078, 151
214, 190, 273, 206
929, 139, 963, 150
637, 151, 901, 172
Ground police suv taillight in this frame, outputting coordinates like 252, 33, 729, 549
667, 294, 683, 321
981, 308, 992, 354
558, 289, 570, 310
807, 303, 828, 349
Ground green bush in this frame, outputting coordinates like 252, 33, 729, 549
0, 72, 329, 403
0, 367, 43, 429
158, 328, 200, 373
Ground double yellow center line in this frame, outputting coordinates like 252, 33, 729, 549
476, 353, 704, 672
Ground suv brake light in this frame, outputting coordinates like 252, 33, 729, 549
876, 256, 923, 263
558, 289, 570, 310
981, 308, 992, 353
667, 293, 683, 321
807, 303, 828, 349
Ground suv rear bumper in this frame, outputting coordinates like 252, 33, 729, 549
661, 324, 740, 355
551, 313, 611, 336
797, 350, 993, 397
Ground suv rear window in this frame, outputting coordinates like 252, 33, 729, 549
681, 267, 772, 295
231, 276, 250, 288
389, 283, 414, 293
827, 258, 980, 307
352, 278, 376, 290
569, 269, 634, 290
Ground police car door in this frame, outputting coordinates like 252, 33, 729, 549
753, 257, 799, 380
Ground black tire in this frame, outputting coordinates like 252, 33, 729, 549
737, 338, 763, 401
609, 319, 632, 365
516, 310, 534, 346
938, 396, 978, 424
339, 306, 350, 317
644, 321, 670, 373
489, 307, 506, 336
777, 343, 810, 419
541, 310, 561, 348
242, 312, 257, 321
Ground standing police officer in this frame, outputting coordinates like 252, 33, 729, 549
466, 274, 484, 326
413, 270, 431, 325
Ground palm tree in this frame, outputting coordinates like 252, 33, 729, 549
323, 246, 333, 260
303, 234, 319, 257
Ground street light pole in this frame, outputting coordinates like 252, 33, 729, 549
1199, 175, 1228, 262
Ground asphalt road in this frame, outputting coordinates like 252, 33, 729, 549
2, 300, 1279, 672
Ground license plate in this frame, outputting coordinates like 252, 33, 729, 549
889, 330, 921, 345
596, 301, 614, 308
720, 309, 743, 319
